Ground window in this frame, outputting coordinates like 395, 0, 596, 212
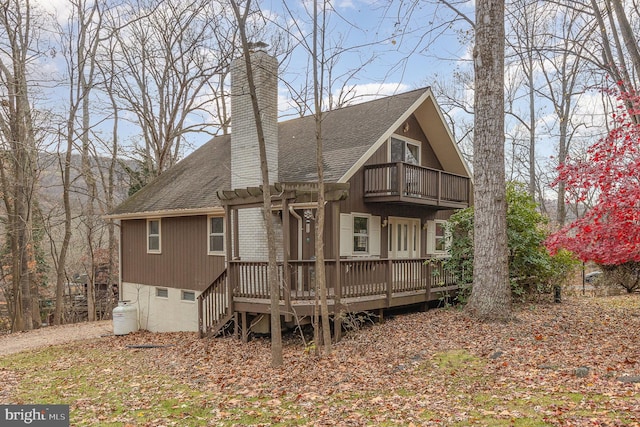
208, 216, 224, 254
435, 221, 447, 252
390, 137, 421, 194
156, 287, 168, 298
147, 219, 161, 253
390, 137, 420, 165
181, 290, 196, 302
353, 215, 369, 253
340, 213, 380, 257
427, 220, 451, 255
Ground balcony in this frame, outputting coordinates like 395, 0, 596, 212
364, 162, 471, 208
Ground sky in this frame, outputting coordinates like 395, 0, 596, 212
269, 0, 475, 115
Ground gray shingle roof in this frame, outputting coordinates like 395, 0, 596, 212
110, 87, 428, 217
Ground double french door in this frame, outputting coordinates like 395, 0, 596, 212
388, 217, 420, 259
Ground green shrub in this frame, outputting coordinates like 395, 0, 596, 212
445, 182, 579, 302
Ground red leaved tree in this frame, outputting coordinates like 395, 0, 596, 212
547, 88, 640, 291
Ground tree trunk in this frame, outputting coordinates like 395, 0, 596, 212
466, 0, 511, 321
231, 0, 283, 367
82, 83, 98, 322
527, 53, 536, 198
313, 0, 331, 355
609, 0, 640, 85
53, 131, 74, 325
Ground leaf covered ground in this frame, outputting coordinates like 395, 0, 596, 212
1, 296, 639, 426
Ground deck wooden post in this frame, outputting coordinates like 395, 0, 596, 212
398, 162, 405, 196
232, 208, 240, 260
282, 198, 292, 322
198, 295, 204, 338
233, 312, 239, 339
426, 259, 432, 301
241, 311, 248, 343
224, 205, 236, 332
386, 258, 393, 307
332, 202, 342, 342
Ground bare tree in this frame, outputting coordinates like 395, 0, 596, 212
587, 0, 639, 116
505, 0, 552, 198
310, 0, 332, 355
536, 3, 592, 225
106, 0, 231, 182
0, 0, 44, 331
51, 0, 105, 322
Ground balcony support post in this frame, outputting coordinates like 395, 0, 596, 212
437, 170, 442, 206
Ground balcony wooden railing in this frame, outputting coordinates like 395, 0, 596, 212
364, 162, 470, 208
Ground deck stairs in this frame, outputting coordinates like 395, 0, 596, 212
197, 269, 233, 338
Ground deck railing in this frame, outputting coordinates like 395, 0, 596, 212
364, 162, 470, 205
229, 257, 457, 301
197, 269, 230, 338
200, 258, 458, 336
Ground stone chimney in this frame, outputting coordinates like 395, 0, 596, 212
230, 48, 279, 188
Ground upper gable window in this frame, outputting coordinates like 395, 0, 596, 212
208, 216, 225, 255
390, 136, 420, 165
147, 219, 161, 253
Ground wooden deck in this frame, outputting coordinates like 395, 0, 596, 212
198, 258, 459, 338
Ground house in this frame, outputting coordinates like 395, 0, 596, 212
107, 50, 473, 337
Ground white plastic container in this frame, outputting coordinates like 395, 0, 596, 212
112, 301, 138, 335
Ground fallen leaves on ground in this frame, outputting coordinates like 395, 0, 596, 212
1, 295, 639, 426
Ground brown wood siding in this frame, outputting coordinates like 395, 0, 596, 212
287, 206, 338, 260
395, 115, 443, 169
336, 115, 459, 259
121, 216, 226, 291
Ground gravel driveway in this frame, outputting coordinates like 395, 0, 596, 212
0, 320, 113, 357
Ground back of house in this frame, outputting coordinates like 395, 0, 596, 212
107, 50, 472, 334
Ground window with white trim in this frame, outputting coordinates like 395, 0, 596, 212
427, 220, 451, 255
208, 216, 224, 255
353, 215, 369, 253
435, 221, 447, 252
181, 290, 196, 302
340, 213, 381, 257
147, 219, 161, 253
156, 287, 168, 298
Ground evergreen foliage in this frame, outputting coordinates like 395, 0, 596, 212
445, 182, 578, 301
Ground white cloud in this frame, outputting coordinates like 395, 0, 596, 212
33, 0, 74, 25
